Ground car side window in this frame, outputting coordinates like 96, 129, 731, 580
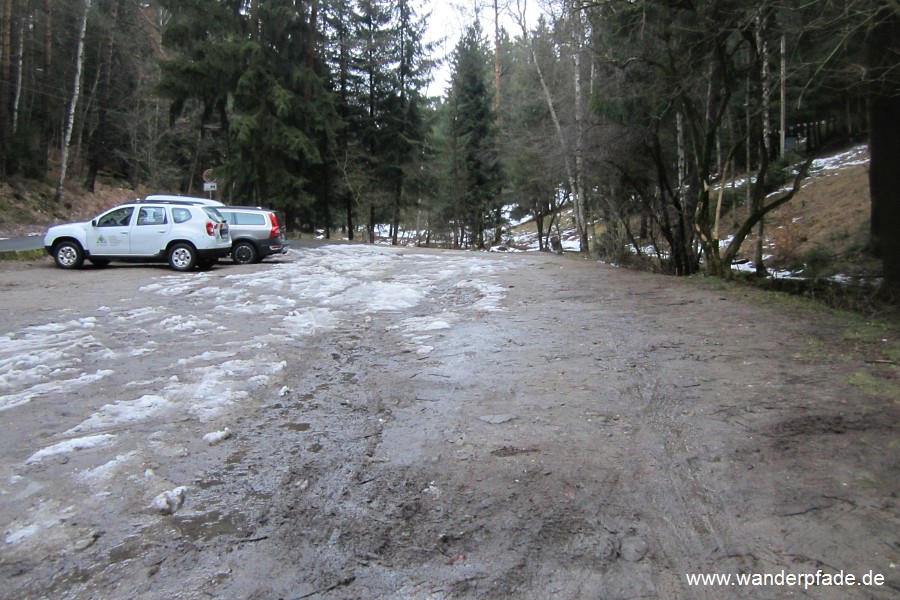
137, 207, 167, 226
97, 207, 134, 227
235, 212, 266, 226
203, 207, 226, 223
172, 208, 192, 223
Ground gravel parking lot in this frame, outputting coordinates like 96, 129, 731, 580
0, 245, 897, 599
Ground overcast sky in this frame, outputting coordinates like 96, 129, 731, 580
421, 0, 538, 97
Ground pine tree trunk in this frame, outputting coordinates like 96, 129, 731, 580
40, 0, 53, 166
868, 7, 900, 286
86, 0, 120, 193
0, 0, 13, 177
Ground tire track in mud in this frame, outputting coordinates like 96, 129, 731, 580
632, 370, 742, 600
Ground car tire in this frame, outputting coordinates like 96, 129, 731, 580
232, 241, 259, 265
168, 243, 198, 271
53, 240, 84, 269
89, 258, 111, 267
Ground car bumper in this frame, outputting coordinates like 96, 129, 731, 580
199, 247, 233, 260
260, 240, 290, 257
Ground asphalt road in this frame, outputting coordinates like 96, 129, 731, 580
0, 235, 43, 252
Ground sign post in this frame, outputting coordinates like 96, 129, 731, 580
202, 169, 217, 200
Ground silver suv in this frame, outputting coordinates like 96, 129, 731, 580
216, 206, 289, 264
43, 200, 232, 271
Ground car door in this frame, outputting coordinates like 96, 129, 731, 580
87, 206, 135, 256
130, 206, 172, 256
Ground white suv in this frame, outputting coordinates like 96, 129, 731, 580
43, 200, 232, 271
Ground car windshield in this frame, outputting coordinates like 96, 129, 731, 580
96, 207, 134, 227
204, 207, 226, 223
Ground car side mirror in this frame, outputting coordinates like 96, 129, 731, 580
91, 219, 97, 227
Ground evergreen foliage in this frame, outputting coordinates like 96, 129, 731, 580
443, 21, 504, 249
0, 0, 895, 281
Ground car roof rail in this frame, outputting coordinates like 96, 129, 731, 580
133, 199, 196, 205
219, 205, 271, 210
145, 194, 224, 206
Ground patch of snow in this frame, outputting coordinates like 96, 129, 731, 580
65, 395, 173, 435
26, 434, 117, 464
202, 429, 232, 445
76, 452, 138, 485
151, 486, 187, 515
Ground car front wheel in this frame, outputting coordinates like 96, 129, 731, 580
232, 241, 259, 264
53, 241, 84, 269
168, 243, 197, 271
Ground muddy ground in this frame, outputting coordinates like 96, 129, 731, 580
0, 245, 897, 599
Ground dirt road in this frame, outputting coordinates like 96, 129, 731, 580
0, 245, 897, 599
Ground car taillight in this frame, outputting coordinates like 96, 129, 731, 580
206, 221, 215, 236
270, 214, 281, 238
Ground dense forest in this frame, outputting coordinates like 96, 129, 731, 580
0, 1, 897, 282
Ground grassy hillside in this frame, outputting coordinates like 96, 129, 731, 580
0, 177, 151, 239
506, 145, 878, 281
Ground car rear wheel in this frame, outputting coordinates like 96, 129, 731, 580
53, 241, 84, 269
168, 243, 197, 271
232, 241, 259, 264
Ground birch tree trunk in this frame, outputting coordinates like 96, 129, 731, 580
572, 3, 589, 252
780, 34, 786, 157
755, 13, 770, 276
12, 10, 27, 136
493, 0, 501, 119
514, 0, 587, 252
55, 0, 90, 204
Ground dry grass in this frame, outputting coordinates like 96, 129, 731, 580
747, 153, 878, 277
0, 176, 153, 238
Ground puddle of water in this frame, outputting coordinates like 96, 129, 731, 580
281, 422, 310, 432
225, 450, 247, 465
195, 478, 225, 489
172, 510, 244, 542
107, 535, 143, 564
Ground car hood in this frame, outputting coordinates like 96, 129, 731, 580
44, 221, 89, 242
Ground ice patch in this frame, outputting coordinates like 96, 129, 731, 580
283, 308, 339, 335
157, 314, 219, 333
0, 369, 115, 412
5, 523, 40, 545
76, 452, 137, 484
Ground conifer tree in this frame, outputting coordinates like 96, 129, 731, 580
381, 0, 432, 245
446, 21, 504, 248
